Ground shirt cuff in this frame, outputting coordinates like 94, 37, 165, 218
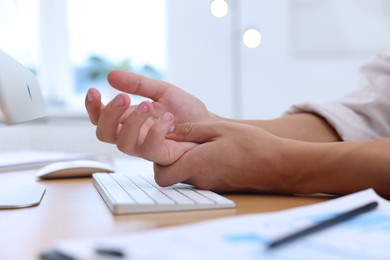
285, 101, 382, 141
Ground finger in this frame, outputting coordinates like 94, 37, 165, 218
140, 112, 197, 166
153, 162, 188, 187
95, 94, 130, 144
116, 101, 154, 156
168, 122, 223, 143
85, 88, 104, 125
140, 112, 175, 164
118, 105, 137, 124
153, 149, 196, 187
154, 141, 219, 188
107, 70, 172, 101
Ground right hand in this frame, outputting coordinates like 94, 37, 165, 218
153, 120, 288, 192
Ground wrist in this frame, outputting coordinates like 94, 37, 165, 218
240, 136, 303, 194
264, 138, 329, 195
269, 138, 310, 194
279, 140, 349, 196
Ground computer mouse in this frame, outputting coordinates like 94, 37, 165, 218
36, 160, 115, 179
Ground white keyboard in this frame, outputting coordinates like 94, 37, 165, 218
92, 173, 236, 214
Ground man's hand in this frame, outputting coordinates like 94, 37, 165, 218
156, 121, 390, 199
154, 121, 289, 192
85, 70, 214, 165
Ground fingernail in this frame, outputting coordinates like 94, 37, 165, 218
138, 103, 149, 113
114, 95, 125, 107
87, 91, 94, 102
162, 112, 173, 122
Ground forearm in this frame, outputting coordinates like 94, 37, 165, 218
281, 138, 390, 199
214, 113, 341, 142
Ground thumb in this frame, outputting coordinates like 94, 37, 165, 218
167, 122, 221, 143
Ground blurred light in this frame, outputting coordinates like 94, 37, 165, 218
242, 28, 262, 48
210, 0, 229, 18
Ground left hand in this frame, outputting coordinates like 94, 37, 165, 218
85, 70, 215, 165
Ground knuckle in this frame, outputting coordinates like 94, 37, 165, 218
116, 137, 138, 156
89, 118, 98, 125
116, 142, 130, 155
116, 142, 126, 152
132, 74, 143, 93
180, 122, 194, 137
95, 128, 107, 142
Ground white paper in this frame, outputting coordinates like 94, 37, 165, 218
52, 189, 390, 260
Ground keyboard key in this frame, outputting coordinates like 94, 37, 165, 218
159, 189, 196, 204
178, 189, 215, 205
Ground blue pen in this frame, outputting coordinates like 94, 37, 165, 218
267, 201, 378, 249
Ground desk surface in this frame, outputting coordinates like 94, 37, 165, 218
0, 158, 330, 260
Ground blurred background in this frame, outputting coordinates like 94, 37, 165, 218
1, 0, 389, 156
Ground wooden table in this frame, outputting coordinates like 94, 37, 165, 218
0, 158, 330, 259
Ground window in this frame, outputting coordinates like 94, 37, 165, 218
0, 0, 167, 115
0, 0, 38, 71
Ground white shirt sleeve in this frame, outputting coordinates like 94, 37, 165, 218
285, 51, 390, 141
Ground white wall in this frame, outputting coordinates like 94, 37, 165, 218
166, 0, 389, 119
166, 0, 234, 117
239, 0, 378, 119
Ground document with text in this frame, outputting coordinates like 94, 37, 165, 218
49, 189, 390, 260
